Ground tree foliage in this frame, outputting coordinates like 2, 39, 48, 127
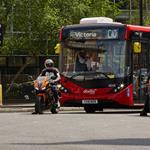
0, 0, 123, 55
124, 0, 150, 25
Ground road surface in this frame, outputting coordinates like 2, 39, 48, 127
0, 109, 150, 150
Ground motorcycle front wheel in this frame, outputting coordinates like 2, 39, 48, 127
35, 96, 44, 114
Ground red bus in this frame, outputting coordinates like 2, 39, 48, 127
58, 17, 150, 113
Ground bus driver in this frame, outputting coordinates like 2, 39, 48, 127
75, 51, 88, 72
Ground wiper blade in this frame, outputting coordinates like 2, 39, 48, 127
95, 71, 115, 79
69, 71, 114, 79
69, 72, 91, 79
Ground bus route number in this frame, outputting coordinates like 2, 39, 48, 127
107, 29, 118, 39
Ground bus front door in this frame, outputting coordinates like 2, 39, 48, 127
133, 36, 150, 104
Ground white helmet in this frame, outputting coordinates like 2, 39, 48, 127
44, 59, 54, 68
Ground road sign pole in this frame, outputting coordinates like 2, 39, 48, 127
0, 24, 3, 46
0, 84, 2, 106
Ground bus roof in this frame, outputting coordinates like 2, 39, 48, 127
63, 23, 125, 29
126, 24, 150, 32
124, 25, 150, 39
80, 17, 113, 24
63, 23, 150, 32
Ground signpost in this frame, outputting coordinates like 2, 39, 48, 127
0, 24, 2, 105
0, 24, 3, 46
139, 0, 143, 26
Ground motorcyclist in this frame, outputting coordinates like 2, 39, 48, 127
40, 59, 61, 106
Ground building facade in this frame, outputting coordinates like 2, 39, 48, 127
113, 0, 150, 25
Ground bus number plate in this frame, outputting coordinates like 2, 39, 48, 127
82, 100, 98, 104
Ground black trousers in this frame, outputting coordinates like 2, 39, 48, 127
143, 93, 150, 113
51, 85, 59, 103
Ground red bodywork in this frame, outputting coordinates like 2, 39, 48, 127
34, 76, 50, 102
59, 75, 134, 107
125, 25, 150, 39
59, 24, 150, 108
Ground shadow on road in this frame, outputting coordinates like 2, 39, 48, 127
22, 109, 144, 115
58, 109, 142, 114
10, 138, 150, 146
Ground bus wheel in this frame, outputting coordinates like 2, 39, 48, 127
98, 106, 103, 111
84, 105, 96, 113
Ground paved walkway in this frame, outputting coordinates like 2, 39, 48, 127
0, 103, 83, 113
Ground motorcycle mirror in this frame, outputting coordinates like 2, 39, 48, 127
51, 76, 55, 80
28, 75, 33, 81
24, 95, 30, 100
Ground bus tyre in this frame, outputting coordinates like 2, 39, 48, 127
84, 105, 96, 113
98, 107, 103, 111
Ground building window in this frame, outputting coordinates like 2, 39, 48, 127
8, 56, 23, 67
25, 56, 37, 66
0, 57, 6, 66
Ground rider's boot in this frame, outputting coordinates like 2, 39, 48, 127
140, 110, 147, 116
32, 111, 38, 114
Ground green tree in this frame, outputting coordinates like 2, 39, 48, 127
124, 0, 150, 25
0, 0, 122, 55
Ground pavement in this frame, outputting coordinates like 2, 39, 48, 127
0, 103, 83, 113
0, 103, 34, 113
0, 103, 143, 113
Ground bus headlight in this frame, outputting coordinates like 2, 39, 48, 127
42, 87, 46, 90
59, 85, 70, 93
57, 84, 62, 90
113, 83, 124, 93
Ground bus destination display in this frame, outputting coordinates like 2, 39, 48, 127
69, 29, 119, 40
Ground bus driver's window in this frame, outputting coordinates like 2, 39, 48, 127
75, 51, 88, 72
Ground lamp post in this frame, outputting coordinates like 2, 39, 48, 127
0, 24, 3, 46
139, 0, 143, 26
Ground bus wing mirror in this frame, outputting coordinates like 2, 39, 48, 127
133, 42, 141, 53
55, 43, 61, 54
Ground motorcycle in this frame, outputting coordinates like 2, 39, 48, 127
33, 75, 61, 114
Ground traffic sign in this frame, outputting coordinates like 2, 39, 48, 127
0, 24, 3, 46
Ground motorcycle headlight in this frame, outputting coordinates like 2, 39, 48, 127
58, 85, 70, 93
35, 87, 39, 90
42, 87, 46, 90
113, 83, 124, 93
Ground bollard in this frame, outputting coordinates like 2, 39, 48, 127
0, 84, 2, 106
